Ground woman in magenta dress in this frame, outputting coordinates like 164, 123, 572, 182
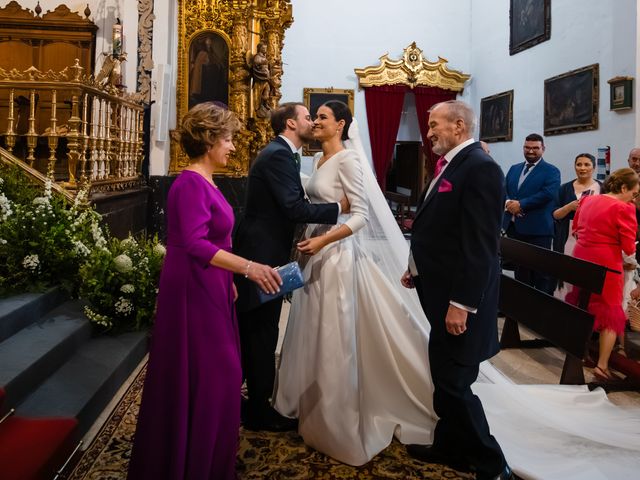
127, 103, 281, 480
567, 168, 639, 381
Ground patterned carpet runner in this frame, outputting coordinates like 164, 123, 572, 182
67, 364, 473, 479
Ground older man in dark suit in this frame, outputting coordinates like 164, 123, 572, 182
402, 100, 512, 480
234, 102, 346, 431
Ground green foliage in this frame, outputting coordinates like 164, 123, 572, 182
79, 235, 164, 332
0, 163, 164, 332
0, 167, 101, 295
0, 163, 39, 205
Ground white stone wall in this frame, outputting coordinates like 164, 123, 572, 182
469, 0, 637, 181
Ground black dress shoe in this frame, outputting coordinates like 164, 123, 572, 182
243, 406, 298, 432
405, 444, 472, 472
477, 464, 515, 480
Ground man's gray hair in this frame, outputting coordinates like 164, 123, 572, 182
430, 100, 477, 134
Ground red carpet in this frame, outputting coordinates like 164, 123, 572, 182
0, 387, 78, 480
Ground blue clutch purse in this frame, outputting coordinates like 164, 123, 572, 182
257, 261, 304, 304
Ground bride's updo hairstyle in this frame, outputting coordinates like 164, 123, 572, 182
322, 100, 352, 141
603, 167, 639, 194
171, 102, 240, 160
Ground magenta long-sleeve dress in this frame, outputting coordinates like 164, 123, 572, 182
127, 170, 240, 480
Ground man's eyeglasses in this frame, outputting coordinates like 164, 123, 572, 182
523, 146, 541, 151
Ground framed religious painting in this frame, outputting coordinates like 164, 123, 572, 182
544, 64, 599, 136
608, 76, 633, 111
509, 0, 551, 55
303, 87, 354, 155
187, 31, 229, 109
480, 90, 514, 142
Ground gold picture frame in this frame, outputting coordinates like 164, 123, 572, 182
480, 90, 514, 142
544, 64, 599, 136
302, 87, 354, 156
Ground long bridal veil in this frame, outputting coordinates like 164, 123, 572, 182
344, 119, 640, 480
344, 120, 431, 339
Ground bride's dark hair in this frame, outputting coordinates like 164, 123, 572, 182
322, 100, 352, 141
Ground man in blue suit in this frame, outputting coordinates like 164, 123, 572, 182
503, 133, 560, 295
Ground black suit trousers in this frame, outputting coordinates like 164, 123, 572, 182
237, 297, 284, 416
506, 223, 555, 295
414, 277, 505, 478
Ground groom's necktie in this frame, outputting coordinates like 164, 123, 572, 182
434, 156, 448, 177
293, 152, 301, 172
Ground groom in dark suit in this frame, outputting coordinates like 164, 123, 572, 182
234, 102, 345, 431
402, 101, 512, 480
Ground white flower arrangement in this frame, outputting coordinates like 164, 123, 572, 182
121, 237, 138, 249
115, 297, 134, 315
22, 254, 40, 271
84, 306, 113, 329
113, 254, 133, 273
120, 284, 135, 294
0, 193, 12, 221
91, 221, 108, 250
153, 243, 167, 257
72, 239, 91, 257
43, 179, 52, 200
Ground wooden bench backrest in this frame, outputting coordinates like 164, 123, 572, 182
500, 275, 594, 358
501, 237, 609, 295
499, 237, 612, 384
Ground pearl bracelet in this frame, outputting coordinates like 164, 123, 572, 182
244, 260, 252, 278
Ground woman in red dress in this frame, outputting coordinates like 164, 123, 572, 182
568, 168, 639, 380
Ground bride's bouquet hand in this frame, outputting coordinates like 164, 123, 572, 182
297, 236, 327, 256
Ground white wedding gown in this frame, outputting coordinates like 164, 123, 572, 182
273, 122, 640, 479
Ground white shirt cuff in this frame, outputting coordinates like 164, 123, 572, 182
450, 300, 477, 314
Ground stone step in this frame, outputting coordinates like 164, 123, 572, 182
0, 287, 67, 343
0, 301, 92, 412
16, 330, 148, 438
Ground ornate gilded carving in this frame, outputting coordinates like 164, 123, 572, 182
0, 1, 91, 22
171, 0, 292, 176
354, 42, 470, 92
137, 0, 155, 102
0, 1, 38, 19
0, 60, 146, 194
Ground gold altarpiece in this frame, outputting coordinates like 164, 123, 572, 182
170, 0, 292, 176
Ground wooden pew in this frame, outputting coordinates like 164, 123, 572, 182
499, 237, 609, 385
384, 190, 412, 231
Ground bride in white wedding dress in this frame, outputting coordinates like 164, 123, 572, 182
273, 101, 640, 479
